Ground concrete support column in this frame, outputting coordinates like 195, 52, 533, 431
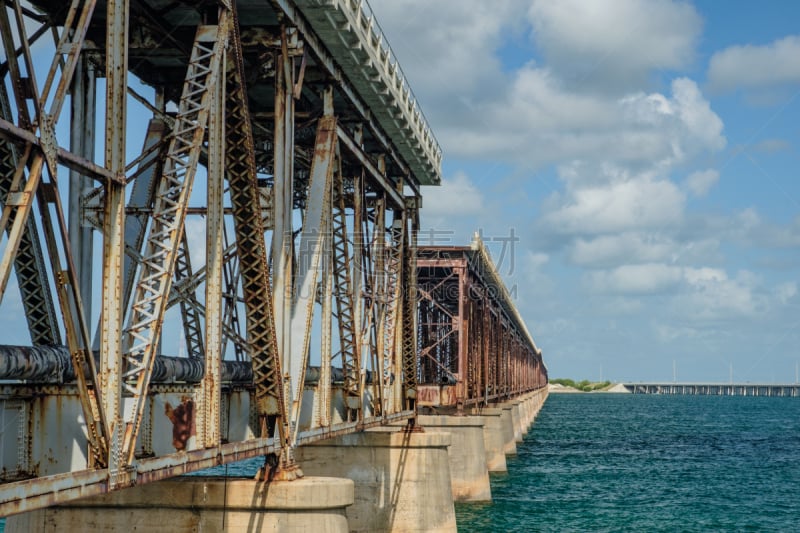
495, 405, 518, 455
521, 393, 534, 432
468, 408, 508, 472
5, 476, 354, 533
296, 428, 457, 532
415, 415, 491, 502
508, 401, 523, 442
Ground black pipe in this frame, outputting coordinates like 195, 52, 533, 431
0, 345, 253, 384
0, 345, 386, 386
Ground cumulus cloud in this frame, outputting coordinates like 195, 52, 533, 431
708, 35, 800, 92
367, 0, 798, 380
774, 282, 797, 304
542, 167, 685, 236
586, 263, 683, 293
420, 171, 483, 219
585, 263, 773, 322
570, 233, 677, 267
673, 270, 763, 320
686, 169, 719, 196
370, 2, 721, 170
528, 0, 702, 91
444, 75, 725, 170
366, 0, 525, 127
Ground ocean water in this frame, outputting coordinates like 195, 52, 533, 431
456, 393, 800, 532
4, 393, 799, 532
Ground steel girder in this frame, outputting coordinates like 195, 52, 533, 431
0, 0, 426, 515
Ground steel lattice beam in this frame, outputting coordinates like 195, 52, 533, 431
121, 19, 229, 465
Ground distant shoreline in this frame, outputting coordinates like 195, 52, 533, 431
549, 382, 631, 393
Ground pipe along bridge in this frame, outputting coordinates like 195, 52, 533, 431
0, 0, 547, 527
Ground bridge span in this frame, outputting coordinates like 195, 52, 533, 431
625, 383, 800, 397
0, 0, 547, 527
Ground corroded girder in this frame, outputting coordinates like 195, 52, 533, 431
331, 160, 360, 407
416, 236, 548, 408
121, 19, 229, 464
224, 9, 286, 446
0, 81, 59, 345
0, 0, 442, 516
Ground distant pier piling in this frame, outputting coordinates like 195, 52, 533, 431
624, 383, 800, 396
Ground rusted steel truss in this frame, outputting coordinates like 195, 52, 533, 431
0, 0, 437, 516
416, 236, 548, 410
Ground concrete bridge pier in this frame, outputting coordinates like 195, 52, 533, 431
295, 427, 457, 532
494, 404, 519, 455
519, 394, 533, 433
522, 392, 538, 432
523, 388, 548, 431
467, 408, 509, 473
5, 476, 354, 533
406, 415, 492, 502
507, 400, 524, 443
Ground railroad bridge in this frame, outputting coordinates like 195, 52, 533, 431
0, 1, 547, 529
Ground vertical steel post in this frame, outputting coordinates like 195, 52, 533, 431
456, 265, 467, 411
288, 113, 335, 442
101, 0, 128, 476
316, 229, 333, 428
272, 26, 294, 429
352, 171, 364, 420
202, 63, 225, 448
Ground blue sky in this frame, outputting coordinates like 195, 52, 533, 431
2, 0, 798, 384
368, 0, 800, 383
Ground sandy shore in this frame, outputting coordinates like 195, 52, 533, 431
548, 383, 631, 393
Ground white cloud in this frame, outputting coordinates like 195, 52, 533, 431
366, 0, 525, 126
528, 0, 702, 91
543, 171, 685, 236
708, 35, 800, 92
527, 251, 550, 269
686, 169, 719, 196
586, 263, 683, 293
570, 233, 677, 266
444, 75, 725, 171
774, 282, 797, 304
683, 267, 727, 285
673, 270, 762, 320
420, 171, 483, 218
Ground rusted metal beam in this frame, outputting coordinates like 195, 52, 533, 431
271, 24, 294, 460
336, 124, 404, 209
0, 118, 121, 184
100, 0, 129, 478
200, 60, 225, 448
225, 7, 287, 456
0, 82, 60, 345
120, 19, 229, 466
271, 0, 424, 186
288, 113, 336, 443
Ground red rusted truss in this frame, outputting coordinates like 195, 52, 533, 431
416, 238, 548, 410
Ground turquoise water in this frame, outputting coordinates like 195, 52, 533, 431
4, 393, 799, 532
456, 393, 800, 532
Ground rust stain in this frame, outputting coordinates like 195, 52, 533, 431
164, 397, 195, 451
